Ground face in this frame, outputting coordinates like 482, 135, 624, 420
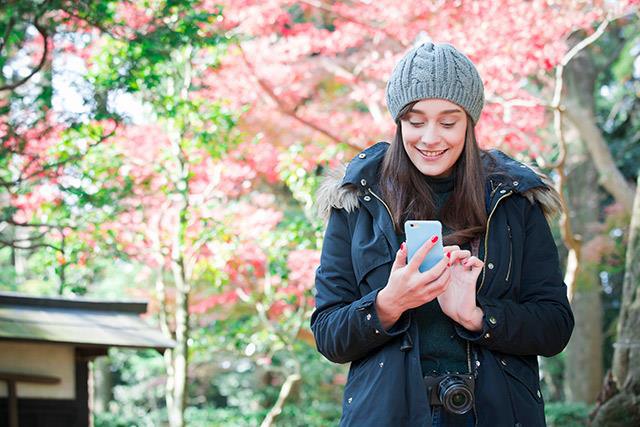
400, 99, 468, 178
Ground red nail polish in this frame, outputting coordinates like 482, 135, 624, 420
431, 235, 438, 243
446, 252, 451, 258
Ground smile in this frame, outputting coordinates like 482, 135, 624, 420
416, 148, 448, 158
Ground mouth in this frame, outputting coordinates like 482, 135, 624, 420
416, 148, 448, 159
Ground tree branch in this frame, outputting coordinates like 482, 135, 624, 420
299, 0, 407, 47
1, 218, 71, 229
559, 17, 636, 212
0, 21, 49, 92
0, 238, 61, 252
260, 371, 301, 427
238, 44, 361, 150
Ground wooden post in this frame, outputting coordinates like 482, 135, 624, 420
7, 380, 17, 427
0, 372, 60, 427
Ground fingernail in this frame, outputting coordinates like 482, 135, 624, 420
446, 252, 451, 258
401, 242, 406, 251
431, 235, 438, 243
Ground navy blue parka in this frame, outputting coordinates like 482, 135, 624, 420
311, 142, 574, 427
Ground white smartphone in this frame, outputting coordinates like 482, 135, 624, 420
404, 220, 444, 273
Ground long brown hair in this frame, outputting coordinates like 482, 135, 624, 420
379, 101, 489, 246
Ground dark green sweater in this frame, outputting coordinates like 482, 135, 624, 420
399, 174, 470, 376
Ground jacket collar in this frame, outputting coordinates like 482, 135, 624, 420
317, 142, 562, 222
341, 141, 389, 188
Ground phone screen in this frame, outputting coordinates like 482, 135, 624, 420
404, 220, 444, 273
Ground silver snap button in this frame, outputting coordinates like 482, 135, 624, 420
360, 179, 367, 186
476, 360, 481, 367
489, 316, 497, 325
488, 263, 494, 270
374, 329, 380, 334
513, 181, 519, 186
500, 359, 507, 366
484, 333, 491, 339
500, 189, 506, 194
537, 390, 542, 398
379, 362, 384, 368
366, 313, 372, 321
358, 153, 366, 159
363, 195, 371, 201
348, 397, 353, 404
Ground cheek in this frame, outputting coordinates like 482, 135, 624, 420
449, 129, 466, 149
400, 125, 416, 142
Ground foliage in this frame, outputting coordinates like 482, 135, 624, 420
594, 18, 640, 183
2, 0, 640, 426
545, 401, 592, 427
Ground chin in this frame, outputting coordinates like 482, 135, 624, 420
419, 166, 452, 178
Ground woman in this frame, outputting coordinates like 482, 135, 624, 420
311, 42, 574, 427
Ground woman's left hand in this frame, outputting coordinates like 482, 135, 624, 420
437, 246, 485, 331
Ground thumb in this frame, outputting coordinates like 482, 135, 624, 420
391, 242, 407, 272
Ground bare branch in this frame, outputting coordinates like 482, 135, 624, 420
0, 21, 49, 92
0, 238, 62, 252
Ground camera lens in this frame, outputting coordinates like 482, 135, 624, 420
438, 376, 474, 415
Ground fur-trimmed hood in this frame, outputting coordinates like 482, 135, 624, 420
316, 142, 563, 222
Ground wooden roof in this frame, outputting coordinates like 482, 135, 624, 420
0, 292, 175, 351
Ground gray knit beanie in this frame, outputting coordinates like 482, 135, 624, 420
385, 42, 485, 124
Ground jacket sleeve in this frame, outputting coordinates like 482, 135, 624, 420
310, 207, 410, 364
456, 200, 574, 357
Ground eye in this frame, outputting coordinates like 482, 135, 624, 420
409, 121, 424, 127
441, 122, 456, 128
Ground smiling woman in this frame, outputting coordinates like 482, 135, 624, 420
311, 41, 574, 427
399, 99, 468, 178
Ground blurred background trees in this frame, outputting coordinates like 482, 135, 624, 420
1, 0, 639, 426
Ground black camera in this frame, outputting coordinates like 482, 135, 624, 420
424, 374, 475, 415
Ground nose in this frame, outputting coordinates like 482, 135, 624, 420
419, 123, 441, 146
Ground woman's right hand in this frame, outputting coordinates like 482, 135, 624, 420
375, 236, 450, 330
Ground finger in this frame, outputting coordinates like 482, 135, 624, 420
408, 234, 440, 271
462, 256, 484, 270
443, 245, 460, 255
450, 250, 471, 264
423, 267, 451, 299
418, 255, 449, 283
391, 242, 407, 272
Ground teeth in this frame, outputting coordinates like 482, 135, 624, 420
420, 149, 446, 157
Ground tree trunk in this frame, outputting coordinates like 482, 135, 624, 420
92, 356, 112, 414
591, 175, 640, 426
167, 122, 191, 427
562, 139, 603, 403
559, 29, 618, 404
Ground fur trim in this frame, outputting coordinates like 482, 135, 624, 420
315, 163, 359, 221
522, 167, 564, 222
315, 162, 564, 223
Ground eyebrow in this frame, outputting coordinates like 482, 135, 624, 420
409, 108, 463, 115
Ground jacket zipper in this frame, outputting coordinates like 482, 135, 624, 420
371, 185, 483, 425
467, 191, 512, 427
477, 191, 513, 294
505, 225, 513, 282
472, 190, 512, 427
368, 188, 394, 220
